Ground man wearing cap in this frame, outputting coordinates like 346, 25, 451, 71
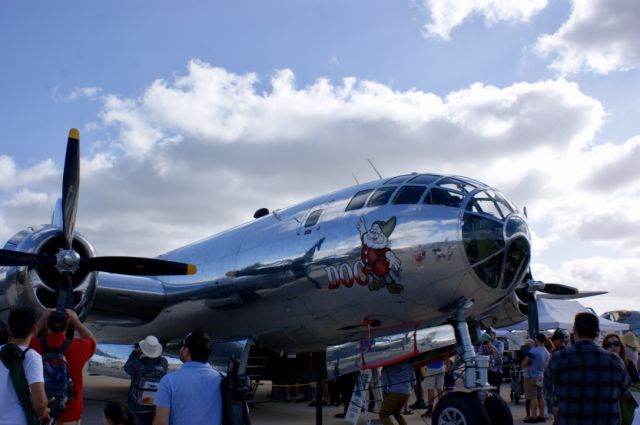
30, 309, 96, 425
546, 329, 570, 420
522, 333, 550, 423
153, 330, 222, 425
125, 335, 168, 425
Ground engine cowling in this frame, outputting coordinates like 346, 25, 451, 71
480, 290, 528, 329
1, 224, 97, 322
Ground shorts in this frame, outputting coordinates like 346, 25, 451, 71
523, 376, 544, 400
424, 366, 445, 390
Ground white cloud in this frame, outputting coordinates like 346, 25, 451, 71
67, 87, 101, 101
0, 156, 58, 191
535, 0, 640, 74
535, 256, 640, 314
0, 63, 620, 264
581, 136, 640, 190
423, 0, 548, 40
0, 156, 17, 190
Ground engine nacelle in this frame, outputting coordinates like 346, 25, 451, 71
1, 224, 97, 325
480, 291, 528, 329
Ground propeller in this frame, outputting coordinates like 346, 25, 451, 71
521, 274, 607, 338
0, 128, 197, 312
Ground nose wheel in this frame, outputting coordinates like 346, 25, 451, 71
432, 392, 489, 425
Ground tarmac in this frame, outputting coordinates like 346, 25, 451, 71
81, 372, 534, 424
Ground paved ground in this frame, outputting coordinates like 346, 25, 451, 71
81, 373, 536, 424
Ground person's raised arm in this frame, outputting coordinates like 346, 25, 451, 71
65, 309, 96, 342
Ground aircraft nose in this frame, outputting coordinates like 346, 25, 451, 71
462, 190, 531, 290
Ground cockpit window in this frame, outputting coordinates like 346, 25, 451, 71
437, 177, 476, 194
505, 216, 529, 238
392, 185, 426, 204
493, 192, 516, 215
463, 211, 530, 290
345, 189, 374, 211
305, 209, 323, 227
385, 175, 414, 185
462, 214, 505, 288
407, 174, 441, 185
367, 186, 397, 207
467, 191, 504, 219
424, 188, 463, 208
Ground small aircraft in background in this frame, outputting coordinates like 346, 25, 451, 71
602, 310, 640, 337
0, 129, 597, 425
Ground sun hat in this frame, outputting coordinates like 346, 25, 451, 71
621, 332, 639, 350
139, 335, 163, 358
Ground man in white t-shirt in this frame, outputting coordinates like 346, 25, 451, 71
0, 307, 50, 425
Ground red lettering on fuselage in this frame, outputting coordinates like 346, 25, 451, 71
325, 260, 368, 289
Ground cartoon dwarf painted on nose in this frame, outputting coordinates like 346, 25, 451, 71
357, 216, 403, 293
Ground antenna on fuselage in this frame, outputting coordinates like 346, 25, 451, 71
352, 172, 360, 185
367, 158, 383, 180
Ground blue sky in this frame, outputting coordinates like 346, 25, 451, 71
1, 0, 639, 314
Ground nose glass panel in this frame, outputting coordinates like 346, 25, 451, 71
462, 189, 531, 290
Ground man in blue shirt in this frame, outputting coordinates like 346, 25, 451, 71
153, 330, 222, 425
522, 333, 550, 423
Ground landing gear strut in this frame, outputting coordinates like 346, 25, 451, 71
431, 298, 513, 425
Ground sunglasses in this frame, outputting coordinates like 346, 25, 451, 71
604, 341, 621, 348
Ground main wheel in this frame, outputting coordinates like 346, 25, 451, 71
484, 393, 513, 425
432, 392, 490, 425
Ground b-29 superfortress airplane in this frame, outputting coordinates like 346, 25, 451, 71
0, 129, 596, 425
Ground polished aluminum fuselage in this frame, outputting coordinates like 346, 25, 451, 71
86, 176, 527, 353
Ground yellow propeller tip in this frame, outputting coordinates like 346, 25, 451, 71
69, 128, 80, 140
187, 264, 197, 275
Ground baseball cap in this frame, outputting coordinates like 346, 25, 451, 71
48, 310, 69, 333
551, 329, 570, 342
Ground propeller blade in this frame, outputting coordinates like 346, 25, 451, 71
56, 273, 74, 311
537, 291, 607, 300
539, 283, 579, 296
0, 249, 56, 267
62, 128, 80, 249
82, 256, 197, 276
526, 293, 539, 339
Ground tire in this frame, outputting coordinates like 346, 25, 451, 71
484, 393, 513, 425
432, 392, 490, 425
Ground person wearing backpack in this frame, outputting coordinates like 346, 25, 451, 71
124, 335, 168, 425
30, 308, 96, 425
1, 307, 50, 425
